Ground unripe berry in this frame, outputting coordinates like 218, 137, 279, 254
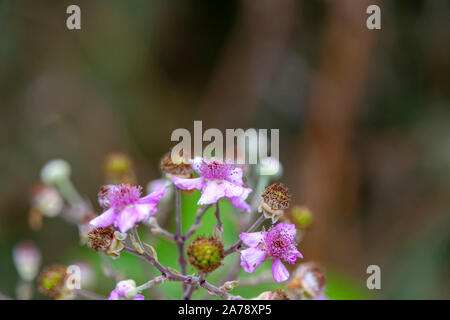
187, 237, 224, 273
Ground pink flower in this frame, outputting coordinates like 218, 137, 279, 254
108, 280, 144, 300
90, 184, 165, 233
239, 223, 303, 282
172, 157, 252, 212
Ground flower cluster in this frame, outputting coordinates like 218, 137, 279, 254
24, 152, 325, 301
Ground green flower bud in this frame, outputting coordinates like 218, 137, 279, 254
187, 236, 224, 273
291, 206, 313, 228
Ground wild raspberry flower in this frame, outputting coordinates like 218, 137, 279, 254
108, 280, 144, 300
259, 183, 291, 223
88, 226, 127, 259
239, 223, 302, 282
187, 236, 224, 273
172, 157, 252, 212
89, 184, 165, 233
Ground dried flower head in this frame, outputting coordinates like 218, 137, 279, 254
88, 226, 127, 259
160, 153, 192, 179
38, 265, 70, 299
187, 236, 225, 273
88, 226, 115, 252
287, 262, 326, 299
259, 183, 291, 223
255, 289, 290, 300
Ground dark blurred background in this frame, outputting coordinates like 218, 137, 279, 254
0, 0, 449, 299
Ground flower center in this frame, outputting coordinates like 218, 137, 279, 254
106, 184, 142, 210
199, 160, 234, 180
264, 226, 297, 261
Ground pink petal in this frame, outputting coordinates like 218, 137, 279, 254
89, 207, 117, 228
229, 186, 252, 212
226, 166, 245, 185
172, 177, 204, 191
230, 197, 251, 212
198, 180, 225, 205
139, 187, 165, 204
239, 232, 264, 247
108, 289, 120, 300
221, 180, 247, 198
272, 259, 290, 282
133, 294, 145, 300
190, 157, 204, 175
240, 247, 266, 274
277, 223, 297, 239
134, 203, 157, 220
115, 208, 139, 233
286, 249, 303, 264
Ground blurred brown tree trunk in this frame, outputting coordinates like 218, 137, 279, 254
296, 0, 377, 271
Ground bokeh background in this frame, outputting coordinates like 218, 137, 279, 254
0, 0, 449, 299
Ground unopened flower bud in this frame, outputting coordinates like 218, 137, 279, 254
109, 279, 144, 300
254, 289, 290, 300
291, 206, 313, 228
88, 227, 127, 259
259, 157, 283, 178
187, 236, 224, 273
258, 183, 291, 223
287, 262, 326, 299
13, 241, 41, 281
30, 184, 63, 218
220, 280, 239, 292
38, 265, 71, 299
40, 159, 71, 185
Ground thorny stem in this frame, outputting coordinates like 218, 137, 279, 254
224, 214, 266, 256
174, 188, 188, 294
183, 273, 206, 300
123, 246, 243, 300
214, 203, 223, 240
135, 275, 167, 292
148, 223, 176, 242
